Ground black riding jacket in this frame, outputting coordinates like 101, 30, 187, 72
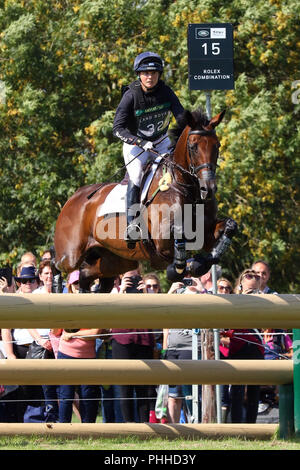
113, 80, 184, 145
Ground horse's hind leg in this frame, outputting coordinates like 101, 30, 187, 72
79, 247, 139, 292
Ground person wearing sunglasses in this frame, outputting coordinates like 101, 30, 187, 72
216, 277, 233, 421
111, 270, 157, 423
234, 269, 261, 294
217, 278, 233, 294
1, 265, 41, 421
143, 273, 161, 294
222, 268, 264, 424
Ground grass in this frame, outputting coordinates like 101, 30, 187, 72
1, 435, 300, 451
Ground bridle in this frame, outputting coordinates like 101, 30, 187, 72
187, 129, 218, 178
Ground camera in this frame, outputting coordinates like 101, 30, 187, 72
125, 275, 142, 293
0, 267, 12, 286
182, 278, 193, 286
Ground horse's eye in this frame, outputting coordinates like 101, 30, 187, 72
190, 143, 198, 153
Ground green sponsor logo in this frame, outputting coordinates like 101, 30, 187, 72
135, 102, 171, 116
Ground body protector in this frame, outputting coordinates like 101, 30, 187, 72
113, 80, 184, 145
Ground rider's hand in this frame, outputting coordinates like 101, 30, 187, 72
136, 139, 154, 152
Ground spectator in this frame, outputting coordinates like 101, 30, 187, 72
217, 277, 233, 422
41, 250, 52, 261
0, 272, 16, 294
168, 275, 206, 295
66, 270, 80, 293
164, 278, 203, 423
2, 266, 42, 422
143, 273, 162, 294
251, 260, 277, 294
234, 268, 261, 294
251, 261, 279, 411
224, 268, 264, 423
259, 328, 293, 412
96, 336, 124, 424
57, 327, 102, 423
29, 260, 59, 422
111, 269, 155, 423
110, 276, 122, 293
20, 251, 37, 267
200, 265, 222, 293
217, 278, 233, 294
142, 273, 162, 423
56, 273, 102, 423
262, 329, 293, 361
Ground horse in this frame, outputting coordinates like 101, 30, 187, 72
54, 108, 237, 292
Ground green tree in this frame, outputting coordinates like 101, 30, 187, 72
0, 0, 299, 292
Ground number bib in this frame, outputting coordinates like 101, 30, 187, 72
135, 102, 171, 140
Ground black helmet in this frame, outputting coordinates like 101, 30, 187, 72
133, 52, 164, 73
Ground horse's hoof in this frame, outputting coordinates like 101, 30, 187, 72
187, 255, 215, 277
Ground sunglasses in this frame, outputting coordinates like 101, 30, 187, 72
20, 278, 36, 285
146, 284, 159, 289
218, 285, 232, 292
243, 274, 260, 281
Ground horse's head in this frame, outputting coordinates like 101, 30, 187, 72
173, 108, 225, 200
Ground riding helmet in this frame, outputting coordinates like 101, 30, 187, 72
133, 52, 164, 73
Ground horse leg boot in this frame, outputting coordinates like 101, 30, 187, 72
166, 240, 187, 281
187, 219, 238, 277
125, 180, 142, 250
211, 218, 238, 262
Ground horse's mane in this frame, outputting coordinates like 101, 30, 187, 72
169, 108, 210, 145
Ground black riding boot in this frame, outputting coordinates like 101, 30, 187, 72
125, 181, 141, 249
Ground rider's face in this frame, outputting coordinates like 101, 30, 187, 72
139, 71, 159, 91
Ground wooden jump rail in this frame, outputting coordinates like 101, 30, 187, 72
0, 293, 299, 440
0, 293, 299, 328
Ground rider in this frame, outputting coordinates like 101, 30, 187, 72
113, 51, 184, 249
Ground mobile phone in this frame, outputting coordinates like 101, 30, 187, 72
182, 278, 193, 286
125, 275, 143, 293
0, 267, 12, 286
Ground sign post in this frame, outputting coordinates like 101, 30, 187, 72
188, 23, 234, 424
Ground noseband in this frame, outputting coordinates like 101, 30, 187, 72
187, 129, 217, 178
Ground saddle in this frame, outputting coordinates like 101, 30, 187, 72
97, 155, 169, 218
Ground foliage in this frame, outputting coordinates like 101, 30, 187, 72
0, 0, 299, 292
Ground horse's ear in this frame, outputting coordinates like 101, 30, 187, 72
208, 110, 226, 129
184, 110, 196, 129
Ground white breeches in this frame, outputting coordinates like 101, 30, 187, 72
123, 134, 171, 187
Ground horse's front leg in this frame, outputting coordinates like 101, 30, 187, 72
166, 239, 187, 282
186, 217, 238, 278
211, 217, 238, 261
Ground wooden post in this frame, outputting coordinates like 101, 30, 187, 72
201, 329, 216, 423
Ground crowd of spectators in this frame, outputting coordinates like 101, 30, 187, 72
0, 251, 292, 425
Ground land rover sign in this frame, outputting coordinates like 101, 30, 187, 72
188, 23, 234, 90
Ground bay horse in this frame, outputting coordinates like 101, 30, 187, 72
54, 108, 237, 292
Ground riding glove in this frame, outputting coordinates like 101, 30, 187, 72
136, 138, 154, 152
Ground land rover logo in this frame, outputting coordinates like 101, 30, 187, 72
196, 29, 209, 38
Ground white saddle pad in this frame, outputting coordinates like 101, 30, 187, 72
97, 156, 162, 218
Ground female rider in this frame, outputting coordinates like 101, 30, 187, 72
113, 51, 184, 248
